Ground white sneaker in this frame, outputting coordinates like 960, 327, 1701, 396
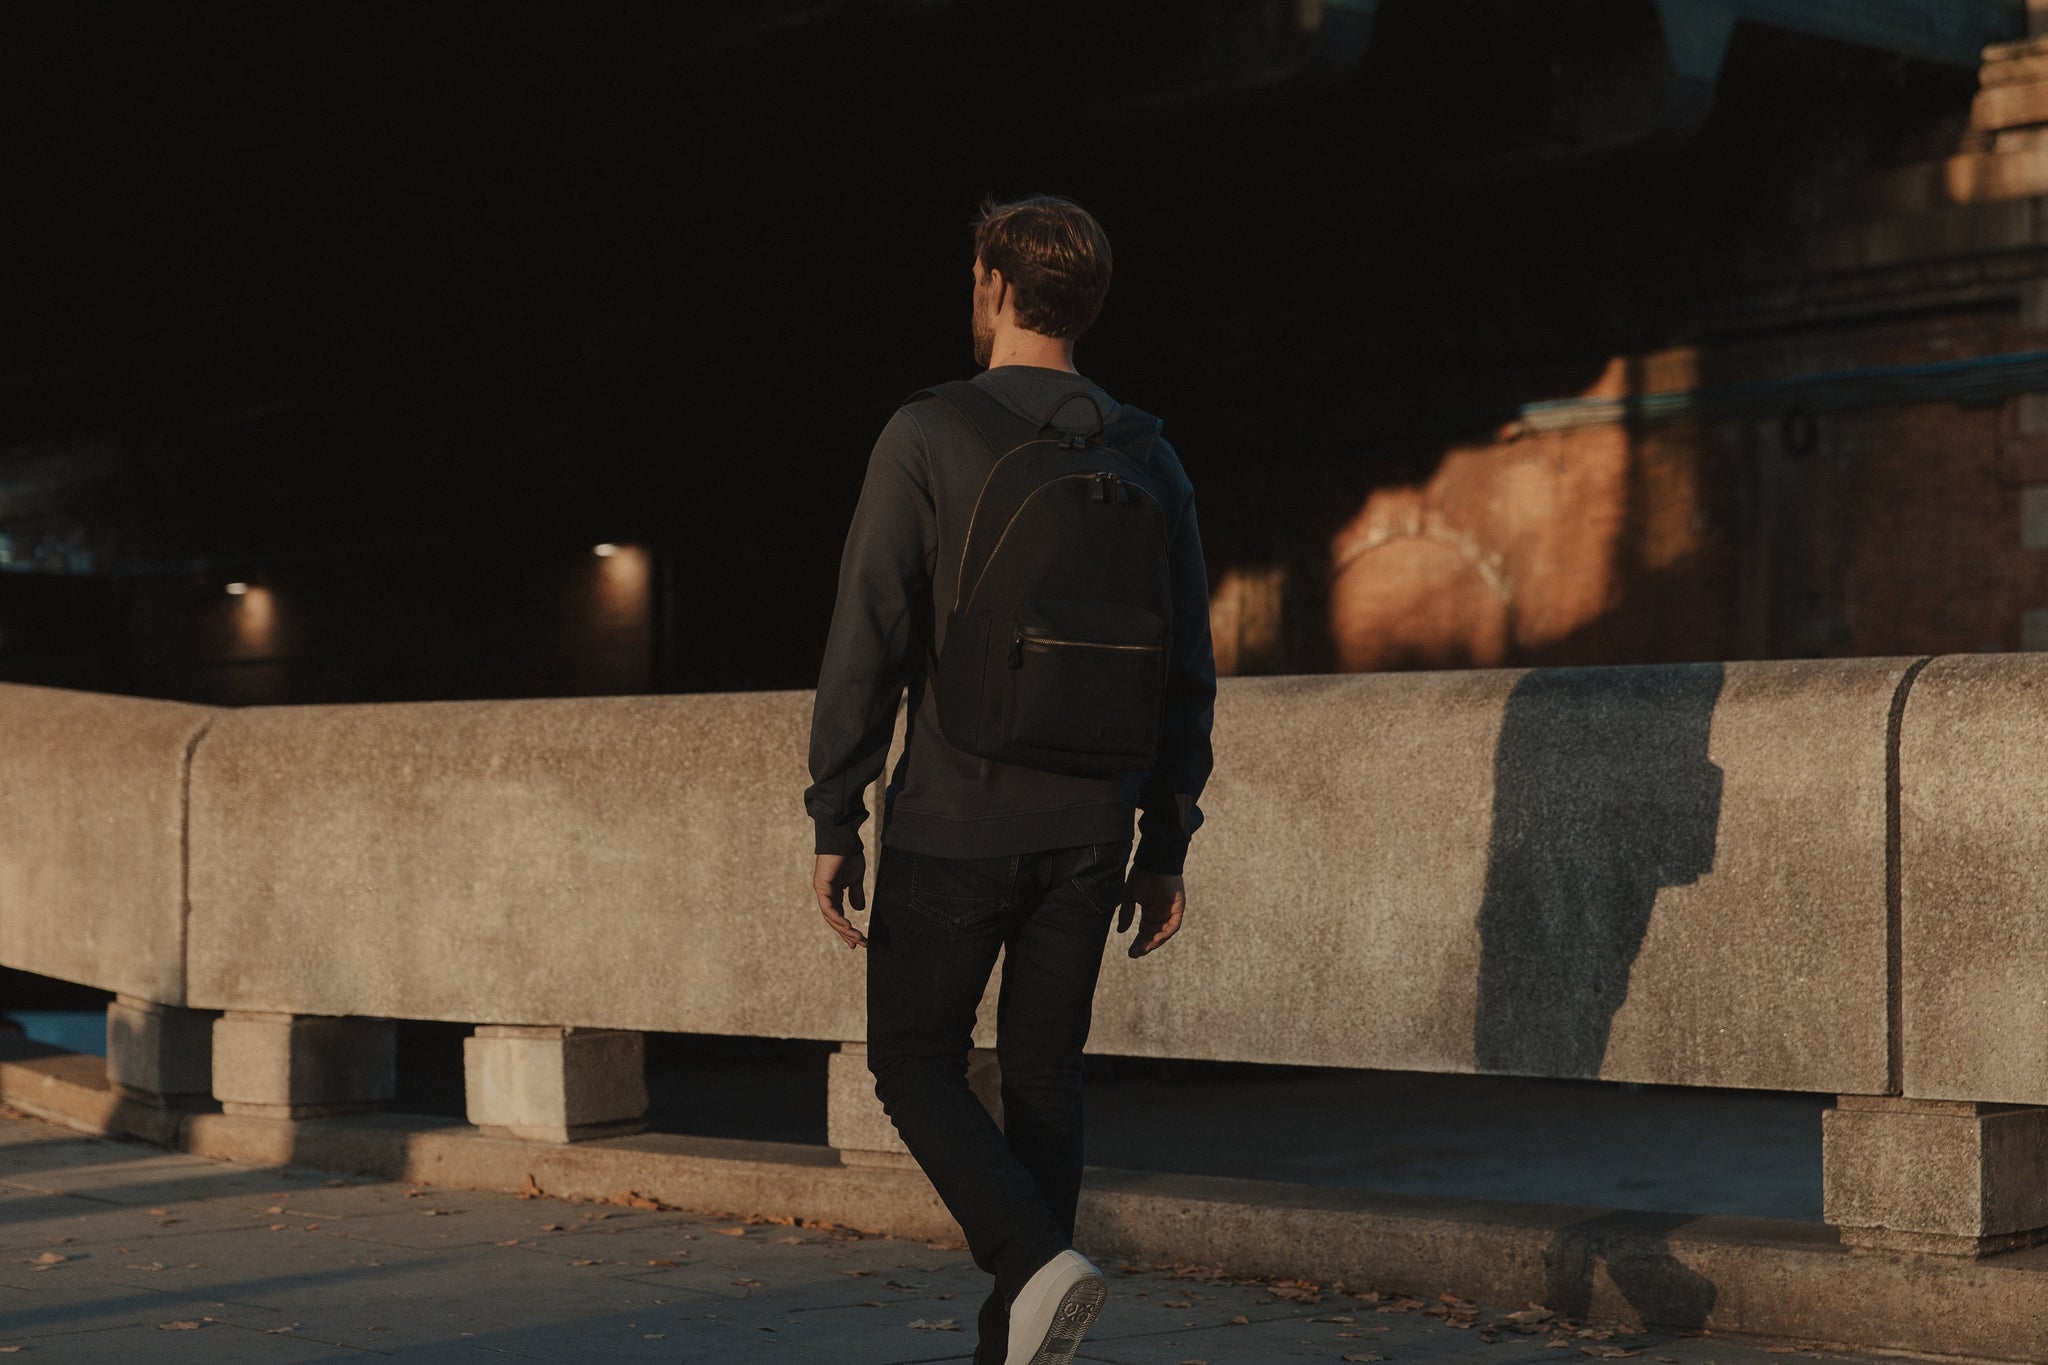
1005, 1248, 1106, 1365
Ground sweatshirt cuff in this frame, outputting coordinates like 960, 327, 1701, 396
814, 820, 867, 859
1131, 834, 1188, 876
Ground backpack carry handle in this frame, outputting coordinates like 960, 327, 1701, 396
1035, 390, 1110, 437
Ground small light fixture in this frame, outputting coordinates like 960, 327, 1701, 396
225, 581, 250, 596
593, 542, 620, 557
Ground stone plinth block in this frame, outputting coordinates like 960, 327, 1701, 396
1823, 1096, 2048, 1256
106, 995, 215, 1106
463, 1025, 648, 1143
829, 1040, 1002, 1169
211, 1011, 395, 1119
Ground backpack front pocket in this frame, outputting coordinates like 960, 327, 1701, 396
1001, 598, 1167, 773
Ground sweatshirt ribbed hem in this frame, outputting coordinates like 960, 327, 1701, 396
881, 800, 1135, 860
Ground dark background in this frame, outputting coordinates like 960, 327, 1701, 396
0, 1, 1976, 702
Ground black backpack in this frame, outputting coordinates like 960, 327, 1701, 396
908, 380, 1176, 778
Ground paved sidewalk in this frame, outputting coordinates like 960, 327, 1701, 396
0, 1105, 1903, 1364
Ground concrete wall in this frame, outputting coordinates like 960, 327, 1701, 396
183, 691, 868, 1042
11, 653, 2035, 1101
1900, 655, 2048, 1105
169, 660, 1909, 1095
0, 681, 217, 1003
1088, 661, 1908, 1094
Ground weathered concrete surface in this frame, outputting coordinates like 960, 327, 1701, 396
6, 1038, 2048, 1362
1085, 661, 1909, 1093
0, 682, 216, 1004
179, 663, 1902, 1093
1899, 653, 2048, 1104
464, 1025, 649, 1142
1823, 1096, 2048, 1255
211, 1012, 396, 1119
185, 691, 875, 1041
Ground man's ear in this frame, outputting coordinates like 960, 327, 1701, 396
990, 267, 1009, 318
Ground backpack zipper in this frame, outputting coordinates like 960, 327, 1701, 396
953, 435, 1072, 611
963, 472, 1164, 611
1009, 633, 1162, 667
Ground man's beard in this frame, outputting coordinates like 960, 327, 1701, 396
971, 308, 994, 368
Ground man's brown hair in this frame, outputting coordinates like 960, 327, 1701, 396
972, 194, 1113, 341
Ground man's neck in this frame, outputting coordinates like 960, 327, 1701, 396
986, 330, 1077, 374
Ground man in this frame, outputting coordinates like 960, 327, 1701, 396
804, 193, 1216, 1365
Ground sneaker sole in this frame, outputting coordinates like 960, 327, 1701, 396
1022, 1273, 1104, 1365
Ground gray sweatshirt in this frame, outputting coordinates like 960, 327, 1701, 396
803, 364, 1216, 874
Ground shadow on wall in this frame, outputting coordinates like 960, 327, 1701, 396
1473, 663, 1725, 1079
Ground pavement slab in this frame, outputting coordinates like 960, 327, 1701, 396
0, 1106, 1929, 1364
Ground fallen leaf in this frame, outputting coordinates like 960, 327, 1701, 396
1312, 1314, 1357, 1324
1163, 1299, 1192, 1308
263, 1205, 285, 1215
718, 1226, 747, 1237
1508, 1307, 1557, 1325
519, 1174, 543, 1200
28, 1252, 66, 1265
324, 1178, 345, 1187
145, 1208, 171, 1216
1581, 1348, 1639, 1359
906, 1318, 960, 1331
647, 1259, 678, 1268
1229, 1315, 1249, 1325
1343, 1355, 1386, 1362
541, 1224, 565, 1232
609, 1190, 662, 1211
158, 1320, 201, 1331
421, 1209, 455, 1217
570, 1258, 600, 1267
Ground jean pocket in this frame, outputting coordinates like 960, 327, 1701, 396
1072, 842, 1132, 915
907, 852, 1016, 931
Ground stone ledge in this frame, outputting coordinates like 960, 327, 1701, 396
6, 1035, 2048, 1361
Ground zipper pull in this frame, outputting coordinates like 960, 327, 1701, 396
1008, 631, 1024, 668
1092, 471, 1112, 502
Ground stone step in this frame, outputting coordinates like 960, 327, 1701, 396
1849, 147, 2048, 216
1766, 194, 2046, 278
1973, 78, 2048, 133
1980, 48, 2048, 88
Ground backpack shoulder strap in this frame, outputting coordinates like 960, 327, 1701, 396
904, 380, 1038, 459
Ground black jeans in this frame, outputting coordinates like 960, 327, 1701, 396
865, 836, 1131, 1359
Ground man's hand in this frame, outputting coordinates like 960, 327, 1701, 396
814, 852, 868, 950
1117, 868, 1185, 958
